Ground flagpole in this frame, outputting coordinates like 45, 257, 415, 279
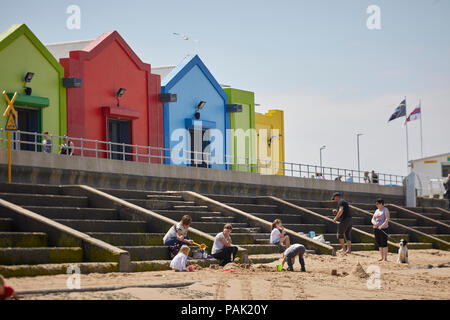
405, 97, 410, 172
419, 99, 423, 158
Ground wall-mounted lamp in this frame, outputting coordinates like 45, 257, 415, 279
196, 101, 206, 111
115, 88, 126, 107
24, 72, 34, 83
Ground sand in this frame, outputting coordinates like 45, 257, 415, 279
5, 249, 450, 300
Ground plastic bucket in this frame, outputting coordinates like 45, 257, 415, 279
277, 265, 283, 271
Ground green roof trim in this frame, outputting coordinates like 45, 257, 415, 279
6, 93, 49, 108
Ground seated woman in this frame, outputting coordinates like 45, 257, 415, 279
163, 215, 193, 247
270, 219, 290, 251
211, 223, 238, 267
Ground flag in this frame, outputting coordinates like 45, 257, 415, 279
406, 105, 421, 123
388, 99, 406, 122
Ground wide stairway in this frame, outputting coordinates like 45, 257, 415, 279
100, 188, 284, 264
0, 186, 84, 270
353, 203, 450, 244
207, 195, 378, 251
290, 199, 439, 249
405, 207, 450, 226
0, 184, 190, 272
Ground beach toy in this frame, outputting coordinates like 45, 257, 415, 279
277, 265, 283, 271
192, 241, 207, 251
308, 231, 315, 238
188, 265, 194, 272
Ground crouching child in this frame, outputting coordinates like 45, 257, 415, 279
170, 245, 192, 272
281, 243, 306, 272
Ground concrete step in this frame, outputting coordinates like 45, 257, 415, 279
119, 246, 169, 261
99, 188, 175, 199
0, 183, 62, 195
0, 247, 83, 265
0, 261, 120, 278
239, 244, 283, 255
286, 199, 324, 208
432, 234, 450, 242
319, 215, 367, 225
252, 213, 301, 224
206, 194, 256, 204
414, 212, 443, 220
146, 195, 184, 201
391, 218, 418, 226
232, 227, 261, 233
87, 232, 164, 246
172, 205, 210, 212
248, 254, 281, 264
126, 199, 197, 210
331, 243, 375, 251
0, 232, 48, 248
0, 193, 89, 207
283, 223, 326, 234
23, 206, 119, 220
0, 218, 13, 231
130, 258, 219, 272
54, 219, 147, 233
255, 239, 270, 244
225, 203, 279, 213
152, 210, 223, 221
411, 226, 439, 234
199, 216, 235, 223
408, 242, 434, 249
190, 222, 249, 233
210, 233, 270, 245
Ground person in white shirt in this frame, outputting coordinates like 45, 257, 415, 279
371, 198, 390, 262
212, 223, 238, 267
170, 245, 191, 272
163, 215, 193, 247
270, 219, 290, 250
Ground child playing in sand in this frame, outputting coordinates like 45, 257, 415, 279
270, 219, 290, 251
170, 245, 192, 272
0, 274, 18, 300
281, 243, 306, 272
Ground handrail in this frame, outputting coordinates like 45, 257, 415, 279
0, 128, 405, 186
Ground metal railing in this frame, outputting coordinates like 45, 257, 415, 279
0, 129, 405, 186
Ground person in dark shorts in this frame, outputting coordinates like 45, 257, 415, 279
371, 198, 390, 261
331, 192, 352, 254
281, 243, 306, 272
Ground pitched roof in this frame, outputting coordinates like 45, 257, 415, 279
161, 54, 227, 103
0, 24, 64, 75
62, 31, 151, 72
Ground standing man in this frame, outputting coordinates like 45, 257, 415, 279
444, 174, 450, 210
331, 192, 352, 254
42, 131, 52, 154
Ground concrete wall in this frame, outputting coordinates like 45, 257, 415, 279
0, 150, 404, 204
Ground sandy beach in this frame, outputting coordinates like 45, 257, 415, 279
6, 249, 450, 300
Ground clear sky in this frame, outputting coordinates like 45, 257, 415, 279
2, 0, 449, 177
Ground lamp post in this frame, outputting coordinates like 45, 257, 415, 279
320, 145, 326, 175
357, 133, 363, 182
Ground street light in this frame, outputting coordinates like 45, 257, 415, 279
320, 145, 326, 174
357, 133, 363, 182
